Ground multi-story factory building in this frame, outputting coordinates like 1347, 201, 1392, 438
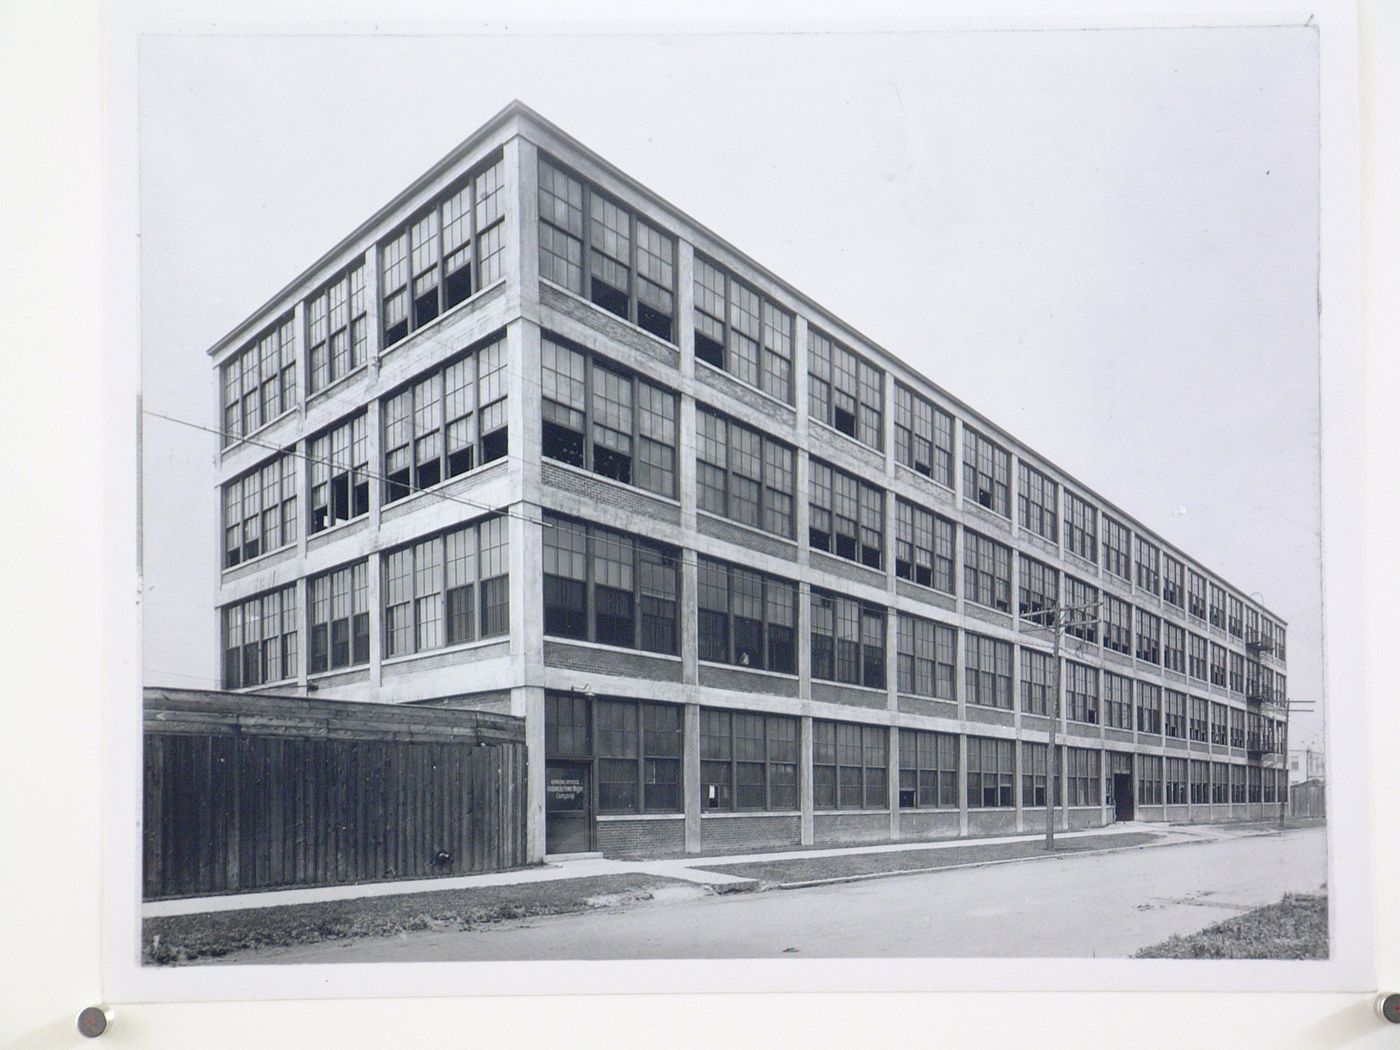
208, 101, 1290, 863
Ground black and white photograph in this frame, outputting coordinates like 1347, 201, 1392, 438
4, 4, 1387, 1040
125, 18, 1347, 980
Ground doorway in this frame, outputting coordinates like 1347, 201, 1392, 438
1113, 772, 1135, 822
545, 760, 592, 854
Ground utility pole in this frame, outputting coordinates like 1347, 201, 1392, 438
1026, 598, 1102, 851
1276, 693, 1316, 830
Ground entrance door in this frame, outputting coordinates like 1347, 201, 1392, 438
1113, 772, 1135, 822
545, 761, 592, 854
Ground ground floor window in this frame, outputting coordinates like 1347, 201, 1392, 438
966, 735, 1014, 808
1231, 764, 1247, 803
1165, 757, 1188, 804
1138, 754, 1163, 805
1020, 740, 1053, 808
814, 719, 887, 809
222, 585, 298, 688
701, 708, 799, 811
1189, 760, 1210, 804
1066, 747, 1099, 806
1263, 767, 1278, 804
308, 561, 369, 673
1211, 762, 1230, 803
897, 728, 958, 808
544, 692, 683, 814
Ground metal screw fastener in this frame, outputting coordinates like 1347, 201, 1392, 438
77, 1005, 112, 1038
1378, 993, 1400, 1025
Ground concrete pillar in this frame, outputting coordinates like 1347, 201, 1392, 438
512, 685, 547, 862
504, 135, 538, 322
681, 549, 699, 688
1014, 738, 1024, 833
364, 241, 384, 369
684, 702, 701, 853
888, 724, 900, 841
957, 732, 969, 836
367, 550, 383, 690
800, 714, 815, 845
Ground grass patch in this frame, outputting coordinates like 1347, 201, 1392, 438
700, 831, 1161, 885
144, 873, 692, 966
1134, 893, 1328, 959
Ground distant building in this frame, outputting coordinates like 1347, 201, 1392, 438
205, 101, 1290, 863
1288, 747, 1325, 784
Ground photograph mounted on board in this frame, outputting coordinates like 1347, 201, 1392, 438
133, 24, 1329, 975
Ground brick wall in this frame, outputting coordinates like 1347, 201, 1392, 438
966, 809, 1018, 836
700, 814, 802, 851
698, 664, 801, 697
381, 641, 510, 681
812, 681, 888, 710
541, 284, 682, 373
814, 811, 890, 844
896, 579, 956, 612
1067, 807, 1107, 830
596, 818, 686, 857
897, 696, 959, 720
966, 705, 1015, 729
695, 360, 798, 426
542, 461, 682, 527
543, 641, 684, 682
897, 810, 960, 840
809, 550, 887, 590
697, 513, 800, 563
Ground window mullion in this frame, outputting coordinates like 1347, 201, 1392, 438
631, 542, 641, 649
582, 353, 594, 474
635, 703, 644, 814
581, 185, 592, 303
585, 529, 596, 644
628, 211, 639, 326
437, 361, 448, 480
469, 176, 481, 299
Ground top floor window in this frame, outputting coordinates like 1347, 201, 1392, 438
809, 329, 883, 450
693, 255, 791, 401
1135, 536, 1160, 595
382, 153, 505, 348
697, 406, 795, 538
539, 157, 676, 342
1227, 594, 1244, 638
1163, 555, 1184, 608
1187, 569, 1207, 620
383, 335, 507, 504
1064, 489, 1098, 562
1208, 582, 1226, 629
962, 427, 1010, 517
222, 316, 296, 444
894, 383, 953, 488
306, 261, 368, 394
809, 460, 884, 569
542, 335, 678, 499
1103, 515, 1131, 581
1017, 462, 1058, 542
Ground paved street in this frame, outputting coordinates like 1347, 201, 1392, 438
236, 826, 1327, 963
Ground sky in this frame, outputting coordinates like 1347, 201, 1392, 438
137, 25, 1322, 746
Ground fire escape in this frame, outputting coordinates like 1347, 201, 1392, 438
1245, 627, 1280, 759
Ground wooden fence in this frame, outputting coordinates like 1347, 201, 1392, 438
1289, 778, 1326, 819
143, 688, 527, 901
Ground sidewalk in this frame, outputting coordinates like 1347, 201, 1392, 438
142, 819, 1250, 919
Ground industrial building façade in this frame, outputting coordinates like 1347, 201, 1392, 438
171, 100, 1291, 893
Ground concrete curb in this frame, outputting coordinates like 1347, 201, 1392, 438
746, 833, 1212, 892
